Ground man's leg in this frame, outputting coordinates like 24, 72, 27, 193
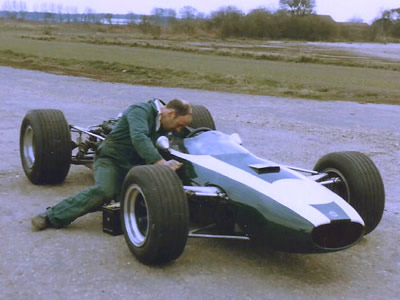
45, 158, 125, 228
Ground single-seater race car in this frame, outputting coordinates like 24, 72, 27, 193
20, 106, 385, 265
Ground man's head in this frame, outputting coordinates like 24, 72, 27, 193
160, 99, 192, 132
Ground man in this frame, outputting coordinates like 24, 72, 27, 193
32, 98, 193, 230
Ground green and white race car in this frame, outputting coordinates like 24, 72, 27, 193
20, 106, 385, 265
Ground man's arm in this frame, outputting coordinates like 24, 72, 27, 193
126, 105, 163, 164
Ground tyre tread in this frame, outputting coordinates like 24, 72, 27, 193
190, 105, 216, 130
20, 109, 71, 184
121, 165, 189, 265
314, 151, 384, 234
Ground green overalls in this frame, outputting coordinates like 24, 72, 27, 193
48, 99, 167, 228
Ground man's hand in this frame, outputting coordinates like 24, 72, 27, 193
154, 159, 183, 171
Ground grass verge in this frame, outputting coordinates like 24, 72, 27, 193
0, 22, 399, 105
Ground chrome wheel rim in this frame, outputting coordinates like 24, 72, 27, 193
123, 184, 149, 247
23, 125, 35, 169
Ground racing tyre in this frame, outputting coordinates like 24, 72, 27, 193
314, 151, 385, 235
190, 105, 216, 130
20, 109, 71, 184
121, 165, 189, 265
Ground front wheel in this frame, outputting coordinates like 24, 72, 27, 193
121, 165, 189, 265
314, 151, 385, 234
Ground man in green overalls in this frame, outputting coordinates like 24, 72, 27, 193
32, 98, 192, 230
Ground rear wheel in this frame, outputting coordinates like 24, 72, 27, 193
190, 105, 216, 130
121, 165, 189, 265
186, 127, 212, 138
20, 109, 71, 184
314, 151, 385, 234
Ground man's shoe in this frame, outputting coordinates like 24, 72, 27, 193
31, 211, 51, 231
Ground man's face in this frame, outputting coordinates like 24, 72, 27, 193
162, 111, 192, 132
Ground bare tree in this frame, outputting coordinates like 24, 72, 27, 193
209, 6, 245, 38
48, 2, 57, 22
40, 3, 52, 22
151, 8, 165, 24
127, 12, 137, 25
68, 6, 79, 23
164, 9, 177, 19
104, 13, 113, 24
151, 7, 176, 24
279, 0, 315, 16
64, 6, 73, 23
57, 4, 64, 23
373, 8, 400, 38
2, 0, 18, 19
83, 7, 96, 24
179, 6, 197, 19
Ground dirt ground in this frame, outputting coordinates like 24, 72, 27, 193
0, 66, 399, 299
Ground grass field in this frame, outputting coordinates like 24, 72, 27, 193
1, 20, 399, 105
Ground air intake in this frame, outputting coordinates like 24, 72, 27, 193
312, 221, 364, 249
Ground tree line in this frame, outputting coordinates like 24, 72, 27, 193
1, 0, 399, 42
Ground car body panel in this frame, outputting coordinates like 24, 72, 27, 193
168, 131, 365, 252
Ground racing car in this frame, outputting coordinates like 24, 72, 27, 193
20, 106, 385, 265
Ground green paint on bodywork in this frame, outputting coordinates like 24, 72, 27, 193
169, 131, 359, 253
186, 161, 317, 252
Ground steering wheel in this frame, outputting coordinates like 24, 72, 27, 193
186, 127, 212, 138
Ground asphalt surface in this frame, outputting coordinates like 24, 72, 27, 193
0, 66, 399, 299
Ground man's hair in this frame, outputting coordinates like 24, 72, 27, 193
166, 99, 192, 117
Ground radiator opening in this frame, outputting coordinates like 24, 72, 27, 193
312, 221, 364, 249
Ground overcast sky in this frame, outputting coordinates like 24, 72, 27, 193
1, 0, 399, 23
